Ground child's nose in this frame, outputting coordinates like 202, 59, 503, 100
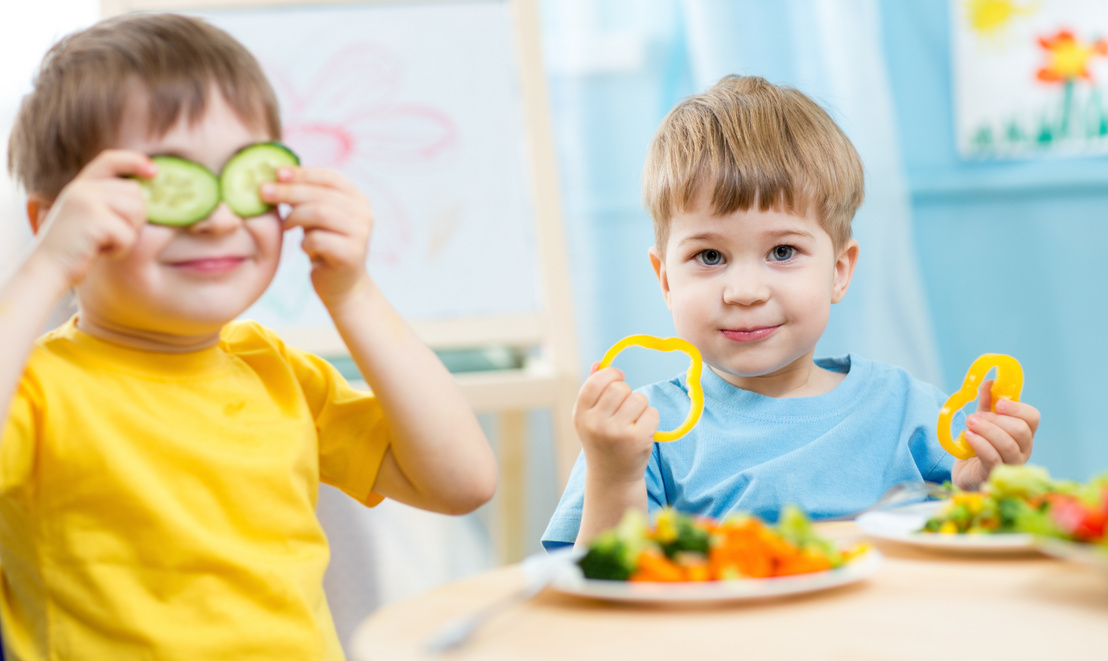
188, 202, 244, 234
722, 270, 770, 305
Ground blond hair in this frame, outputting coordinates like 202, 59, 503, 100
8, 13, 281, 201
643, 75, 864, 253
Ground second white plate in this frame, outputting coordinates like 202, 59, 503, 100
855, 501, 1034, 552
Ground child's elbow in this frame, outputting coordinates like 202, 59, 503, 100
442, 464, 497, 515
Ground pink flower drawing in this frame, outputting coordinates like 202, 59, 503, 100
266, 43, 458, 265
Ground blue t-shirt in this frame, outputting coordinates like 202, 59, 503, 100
541, 355, 955, 551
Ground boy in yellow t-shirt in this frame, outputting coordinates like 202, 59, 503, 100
0, 13, 496, 659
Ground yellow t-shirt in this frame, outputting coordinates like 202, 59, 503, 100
0, 318, 391, 660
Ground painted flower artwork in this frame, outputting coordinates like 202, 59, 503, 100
952, 0, 1108, 159
268, 43, 458, 265
1036, 29, 1108, 82
205, 1, 543, 331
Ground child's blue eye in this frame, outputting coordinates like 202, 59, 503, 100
770, 245, 796, 262
697, 249, 723, 266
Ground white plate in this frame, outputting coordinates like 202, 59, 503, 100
535, 545, 882, 604
1034, 537, 1108, 570
855, 501, 1034, 552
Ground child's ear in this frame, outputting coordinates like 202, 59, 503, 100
26, 194, 51, 235
831, 238, 859, 304
648, 246, 672, 309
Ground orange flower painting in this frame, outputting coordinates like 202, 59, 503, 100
952, 0, 1108, 159
1036, 29, 1108, 82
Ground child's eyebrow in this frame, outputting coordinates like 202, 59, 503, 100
676, 231, 725, 247
676, 228, 815, 248
761, 228, 816, 241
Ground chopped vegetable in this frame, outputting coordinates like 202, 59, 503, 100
920, 464, 1108, 547
577, 506, 865, 582
576, 509, 652, 581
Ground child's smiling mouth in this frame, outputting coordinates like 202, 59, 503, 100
168, 256, 248, 274
721, 326, 779, 342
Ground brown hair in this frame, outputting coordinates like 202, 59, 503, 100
643, 75, 864, 253
7, 13, 281, 201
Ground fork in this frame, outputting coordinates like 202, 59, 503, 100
821, 481, 948, 522
424, 550, 576, 654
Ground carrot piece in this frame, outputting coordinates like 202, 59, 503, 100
630, 551, 685, 582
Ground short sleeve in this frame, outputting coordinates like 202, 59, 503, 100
240, 324, 392, 506
541, 452, 585, 552
0, 374, 41, 498
295, 350, 391, 506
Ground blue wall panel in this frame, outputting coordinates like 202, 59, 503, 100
882, 0, 1108, 479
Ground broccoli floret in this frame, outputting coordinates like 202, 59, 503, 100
577, 535, 634, 581
576, 509, 653, 580
652, 509, 710, 559
996, 496, 1037, 532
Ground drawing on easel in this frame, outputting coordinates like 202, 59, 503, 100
951, 0, 1108, 159
272, 42, 459, 266
190, 1, 542, 328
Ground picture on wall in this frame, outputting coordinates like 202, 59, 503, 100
951, 0, 1108, 159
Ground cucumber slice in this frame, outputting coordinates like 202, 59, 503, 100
220, 142, 300, 217
141, 156, 220, 226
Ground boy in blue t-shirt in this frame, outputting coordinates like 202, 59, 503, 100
542, 75, 1040, 550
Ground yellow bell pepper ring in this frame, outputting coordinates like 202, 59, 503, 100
936, 353, 1024, 460
597, 335, 704, 442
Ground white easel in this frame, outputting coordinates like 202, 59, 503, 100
101, 0, 582, 564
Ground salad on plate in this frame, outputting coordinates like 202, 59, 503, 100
920, 464, 1108, 548
577, 505, 869, 582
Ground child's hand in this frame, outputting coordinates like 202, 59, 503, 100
573, 363, 659, 483
951, 379, 1040, 491
261, 167, 373, 308
30, 150, 154, 292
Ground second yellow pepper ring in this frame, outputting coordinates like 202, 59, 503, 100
597, 335, 704, 443
936, 353, 1024, 460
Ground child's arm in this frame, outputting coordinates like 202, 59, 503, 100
261, 168, 496, 515
0, 151, 153, 426
572, 364, 658, 547
950, 378, 1041, 491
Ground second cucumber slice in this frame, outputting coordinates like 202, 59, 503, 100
220, 142, 300, 217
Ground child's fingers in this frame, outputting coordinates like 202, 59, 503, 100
264, 167, 367, 208
80, 149, 156, 181
974, 379, 994, 413
576, 367, 624, 410
995, 398, 1041, 435
589, 361, 600, 375
965, 414, 1025, 464
593, 379, 633, 417
612, 391, 650, 426
283, 201, 369, 238
971, 409, 1034, 457
962, 429, 1004, 469
261, 181, 357, 210
632, 405, 660, 437
276, 165, 361, 193
300, 228, 365, 268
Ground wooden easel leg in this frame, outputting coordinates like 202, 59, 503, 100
494, 409, 527, 564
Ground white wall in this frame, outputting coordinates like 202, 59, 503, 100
1, 1, 98, 269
